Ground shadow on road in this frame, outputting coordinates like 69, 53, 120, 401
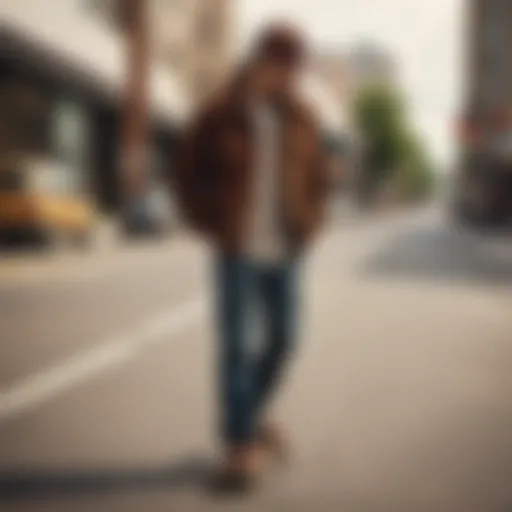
0, 456, 214, 502
360, 223, 512, 284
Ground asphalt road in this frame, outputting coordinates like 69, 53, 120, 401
0, 208, 511, 512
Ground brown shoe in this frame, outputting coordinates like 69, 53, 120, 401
258, 423, 290, 464
211, 444, 263, 494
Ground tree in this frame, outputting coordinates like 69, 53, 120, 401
353, 85, 436, 204
353, 86, 406, 195
396, 134, 437, 202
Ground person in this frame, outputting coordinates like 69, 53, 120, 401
175, 23, 329, 490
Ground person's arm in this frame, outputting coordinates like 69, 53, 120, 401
174, 105, 218, 235
307, 122, 331, 233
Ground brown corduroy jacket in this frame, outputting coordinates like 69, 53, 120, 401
174, 81, 329, 253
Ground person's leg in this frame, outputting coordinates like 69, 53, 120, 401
215, 254, 258, 447
253, 260, 299, 419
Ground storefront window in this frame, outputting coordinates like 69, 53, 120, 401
51, 98, 90, 194
0, 77, 50, 155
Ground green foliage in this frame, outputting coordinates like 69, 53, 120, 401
353, 85, 436, 202
397, 134, 437, 201
354, 86, 406, 182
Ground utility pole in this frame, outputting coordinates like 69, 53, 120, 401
120, 0, 150, 216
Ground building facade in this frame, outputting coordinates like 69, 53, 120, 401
92, 0, 234, 108
0, 0, 184, 212
345, 43, 395, 96
150, 0, 234, 107
310, 51, 348, 106
186, 0, 233, 105
312, 44, 395, 108
451, 0, 512, 227
466, 0, 512, 116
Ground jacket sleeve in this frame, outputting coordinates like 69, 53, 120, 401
307, 122, 331, 232
174, 105, 218, 235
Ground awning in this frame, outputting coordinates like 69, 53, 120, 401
0, 0, 189, 127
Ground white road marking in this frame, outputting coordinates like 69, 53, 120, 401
0, 296, 205, 421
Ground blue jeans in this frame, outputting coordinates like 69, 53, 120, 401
215, 254, 299, 445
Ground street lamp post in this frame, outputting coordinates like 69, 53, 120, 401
119, 0, 150, 222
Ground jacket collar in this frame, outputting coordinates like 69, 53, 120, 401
223, 67, 302, 122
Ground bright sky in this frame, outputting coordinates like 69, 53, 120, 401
239, 0, 463, 166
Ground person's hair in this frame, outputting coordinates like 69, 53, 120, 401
253, 23, 306, 67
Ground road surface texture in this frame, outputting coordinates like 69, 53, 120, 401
0, 208, 511, 511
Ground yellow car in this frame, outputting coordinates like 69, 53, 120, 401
0, 158, 95, 247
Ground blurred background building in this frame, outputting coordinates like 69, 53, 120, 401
345, 43, 396, 96
304, 55, 356, 196
454, 0, 512, 227
312, 43, 395, 106
91, 0, 234, 108
310, 51, 347, 105
310, 43, 397, 200
0, 0, 186, 226
0, 0, 236, 246
185, 0, 234, 106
